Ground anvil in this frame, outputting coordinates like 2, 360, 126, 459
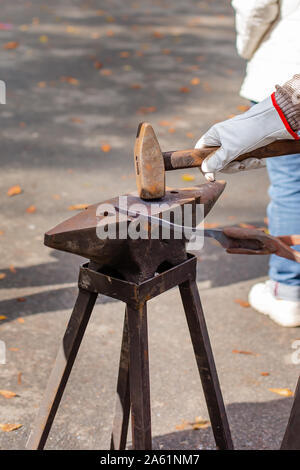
45, 181, 225, 282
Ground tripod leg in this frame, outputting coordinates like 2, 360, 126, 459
110, 309, 131, 450
127, 303, 152, 450
281, 375, 300, 449
26, 288, 98, 450
179, 279, 233, 450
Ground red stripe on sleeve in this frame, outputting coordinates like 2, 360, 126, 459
271, 92, 299, 140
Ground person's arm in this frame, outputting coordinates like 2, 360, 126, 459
232, 0, 279, 60
196, 75, 300, 181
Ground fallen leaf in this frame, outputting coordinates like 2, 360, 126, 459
203, 222, 219, 229
0, 423, 22, 432
186, 132, 194, 138
26, 205, 36, 214
158, 120, 171, 127
39, 35, 48, 43
237, 105, 250, 112
234, 298, 250, 308
8, 348, 19, 352
190, 417, 210, 430
175, 420, 189, 431
120, 51, 130, 58
0, 230, 4, 235
232, 349, 259, 356
17, 318, 25, 324
70, 117, 83, 124
17, 373, 22, 385
268, 388, 293, 397
68, 204, 89, 211
0, 390, 17, 399
137, 106, 156, 115
106, 30, 115, 37
181, 174, 195, 182
0, 273, 6, 280
168, 127, 176, 134
238, 223, 257, 229
100, 69, 112, 76
101, 144, 111, 153
60, 76, 79, 85
4, 41, 19, 50
37, 81, 46, 88
66, 25, 77, 34
131, 83, 141, 89
152, 31, 164, 38
0, 315, 7, 320
9, 265, 16, 273
162, 48, 171, 54
93, 60, 103, 70
17, 297, 26, 302
7, 185, 22, 197
261, 372, 270, 376
179, 86, 190, 93
190, 77, 200, 85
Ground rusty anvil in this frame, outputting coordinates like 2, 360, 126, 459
45, 181, 226, 282
45, 180, 300, 283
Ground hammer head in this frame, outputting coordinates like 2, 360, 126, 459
135, 122, 165, 200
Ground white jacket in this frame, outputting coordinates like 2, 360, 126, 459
232, 0, 300, 102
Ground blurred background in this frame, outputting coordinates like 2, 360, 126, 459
0, 0, 298, 450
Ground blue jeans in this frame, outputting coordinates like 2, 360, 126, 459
250, 100, 300, 300
266, 154, 300, 298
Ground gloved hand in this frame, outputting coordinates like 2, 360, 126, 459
195, 93, 299, 181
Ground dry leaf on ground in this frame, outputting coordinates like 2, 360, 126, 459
0, 273, 6, 280
268, 388, 293, 397
190, 78, 200, 85
234, 298, 250, 308
0, 423, 22, 432
232, 349, 259, 356
203, 222, 219, 229
261, 372, 270, 376
60, 76, 79, 85
237, 105, 250, 112
0, 390, 17, 399
68, 204, 89, 211
0, 315, 7, 320
7, 185, 22, 197
181, 174, 195, 182
17, 318, 25, 324
4, 41, 19, 50
26, 205, 36, 214
101, 144, 111, 153
179, 86, 190, 93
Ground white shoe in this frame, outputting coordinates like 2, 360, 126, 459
248, 281, 300, 327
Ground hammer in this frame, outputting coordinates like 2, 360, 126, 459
135, 122, 300, 200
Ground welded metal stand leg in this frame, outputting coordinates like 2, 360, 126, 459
127, 303, 152, 450
281, 375, 300, 450
110, 309, 131, 450
179, 279, 233, 450
26, 288, 98, 450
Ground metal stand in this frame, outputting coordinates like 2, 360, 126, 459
26, 255, 233, 450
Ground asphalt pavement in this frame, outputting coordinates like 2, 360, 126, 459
0, 0, 299, 450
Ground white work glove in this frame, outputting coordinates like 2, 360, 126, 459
195, 94, 299, 181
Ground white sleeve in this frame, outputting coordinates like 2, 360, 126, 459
231, 0, 279, 60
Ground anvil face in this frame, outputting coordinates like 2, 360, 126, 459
44, 181, 226, 267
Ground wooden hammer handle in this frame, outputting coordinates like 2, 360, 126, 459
162, 140, 300, 171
